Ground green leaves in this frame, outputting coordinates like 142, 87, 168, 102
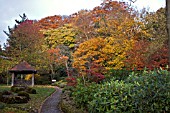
126, 69, 170, 113
71, 69, 170, 113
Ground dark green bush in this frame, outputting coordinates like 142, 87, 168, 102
11, 86, 37, 94
0, 102, 6, 109
29, 88, 36, 94
2, 94, 29, 104
2, 90, 12, 95
0, 89, 30, 104
35, 75, 51, 85
11, 86, 26, 93
108, 69, 132, 80
72, 81, 98, 109
2, 95, 16, 104
126, 69, 170, 113
26, 87, 36, 94
71, 68, 170, 113
14, 96, 29, 103
0, 92, 3, 101
88, 79, 134, 113
17, 91, 30, 101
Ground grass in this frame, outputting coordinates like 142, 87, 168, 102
0, 85, 56, 113
0, 85, 10, 92
0, 107, 28, 113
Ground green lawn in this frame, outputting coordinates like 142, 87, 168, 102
0, 85, 56, 113
0, 85, 11, 92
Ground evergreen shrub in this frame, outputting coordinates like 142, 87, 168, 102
71, 68, 170, 113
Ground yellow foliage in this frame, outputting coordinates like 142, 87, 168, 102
25, 74, 40, 80
73, 37, 105, 71
102, 37, 134, 70
42, 24, 78, 49
72, 37, 135, 71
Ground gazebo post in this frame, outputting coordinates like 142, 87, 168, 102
32, 73, 34, 87
11, 73, 14, 86
9, 61, 36, 87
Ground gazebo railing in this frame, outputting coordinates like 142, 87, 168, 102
14, 80, 32, 86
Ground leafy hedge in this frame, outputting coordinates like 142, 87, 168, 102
72, 82, 98, 109
71, 69, 170, 113
88, 79, 133, 113
126, 69, 170, 112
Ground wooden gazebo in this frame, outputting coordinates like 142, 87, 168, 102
9, 61, 37, 87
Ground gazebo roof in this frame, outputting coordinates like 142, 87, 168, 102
9, 61, 37, 74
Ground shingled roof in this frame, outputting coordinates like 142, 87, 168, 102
9, 61, 37, 74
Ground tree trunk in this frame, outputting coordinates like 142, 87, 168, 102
50, 64, 54, 80
166, 0, 170, 70
65, 61, 70, 76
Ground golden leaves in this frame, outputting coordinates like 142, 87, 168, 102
72, 37, 134, 71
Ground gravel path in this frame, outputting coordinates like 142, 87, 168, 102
40, 87, 63, 113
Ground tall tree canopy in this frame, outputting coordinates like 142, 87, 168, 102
4, 14, 45, 70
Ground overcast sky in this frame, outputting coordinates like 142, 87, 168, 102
0, 0, 165, 47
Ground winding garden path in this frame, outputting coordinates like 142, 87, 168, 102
40, 87, 63, 113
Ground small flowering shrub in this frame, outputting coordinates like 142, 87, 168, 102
86, 69, 105, 83
85, 63, 105, 83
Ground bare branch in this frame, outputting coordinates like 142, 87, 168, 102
129, 0, 137, 3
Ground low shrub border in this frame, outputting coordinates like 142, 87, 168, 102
68, 69, 170, 113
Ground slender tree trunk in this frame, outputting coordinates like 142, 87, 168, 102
50, 64, 54, 80
65, 61, 70, 76
166, 0, 170, 70
6, 73, 9, 86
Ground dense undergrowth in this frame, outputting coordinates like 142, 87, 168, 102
63, 68, 170, 113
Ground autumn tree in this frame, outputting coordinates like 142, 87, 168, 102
125, 8, 168, 70
73, 38, 105, 72
46, 48, 69, 79
69, 10, 96, 41
125, 40, 149, 70
3, 13, 27, 37
72, 0, 149, 73
4, 15, 45, 70
72, 38, 106, 83
36, 15, 63, 30
142, 8, 167, 57
0, 58, 13, 85
147, 42, 168, 70
42, 24, 79, 49
42, 24, 77, 77
128, 0, 169, 68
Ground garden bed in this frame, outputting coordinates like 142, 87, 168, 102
0, 85, 56, 113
